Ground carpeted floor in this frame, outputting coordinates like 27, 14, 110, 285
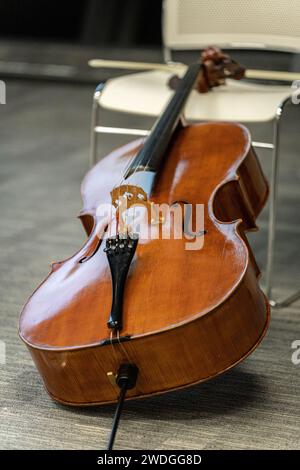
0, 77, 299, 450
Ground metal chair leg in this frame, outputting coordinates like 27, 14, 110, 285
264, 109, 281, 302
89, 83, 105, 168
265, 96, 300, 308
89, 83, 150, 168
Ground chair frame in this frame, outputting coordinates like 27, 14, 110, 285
89, 4, 300, 308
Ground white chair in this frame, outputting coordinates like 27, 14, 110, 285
89, 0, 300, 307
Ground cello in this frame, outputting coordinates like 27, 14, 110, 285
19, 48, 270, 448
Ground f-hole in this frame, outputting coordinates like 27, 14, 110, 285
171, 201, 207, 237
79, 225, 108, 264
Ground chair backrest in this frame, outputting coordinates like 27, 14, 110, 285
163, 0, 300, 57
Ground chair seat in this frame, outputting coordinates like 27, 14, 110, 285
99, 70, 291, 122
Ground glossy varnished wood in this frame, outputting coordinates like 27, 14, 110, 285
19, 122, 270, 405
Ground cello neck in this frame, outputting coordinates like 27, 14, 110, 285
124, 63, 201, 179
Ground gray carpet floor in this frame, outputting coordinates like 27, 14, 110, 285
0, 78, 299, 450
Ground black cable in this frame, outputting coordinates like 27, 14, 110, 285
107, 383, 127, 450
106, 363, 138, 451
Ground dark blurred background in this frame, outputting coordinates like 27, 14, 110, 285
0, 0, 165, 82
0, 0, 162, 45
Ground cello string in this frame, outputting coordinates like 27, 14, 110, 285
108, 143, 140, 238
113, 65, 190, 237
107, 136, 148, 239
110, 331, 120, 370
128, 84, 179, 232
115, 139, 146, 237
117, 330, 132, 363
120, 66, 190, 233
111, 70, 179, 234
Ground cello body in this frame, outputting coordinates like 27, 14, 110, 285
19, 121, 270, 406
